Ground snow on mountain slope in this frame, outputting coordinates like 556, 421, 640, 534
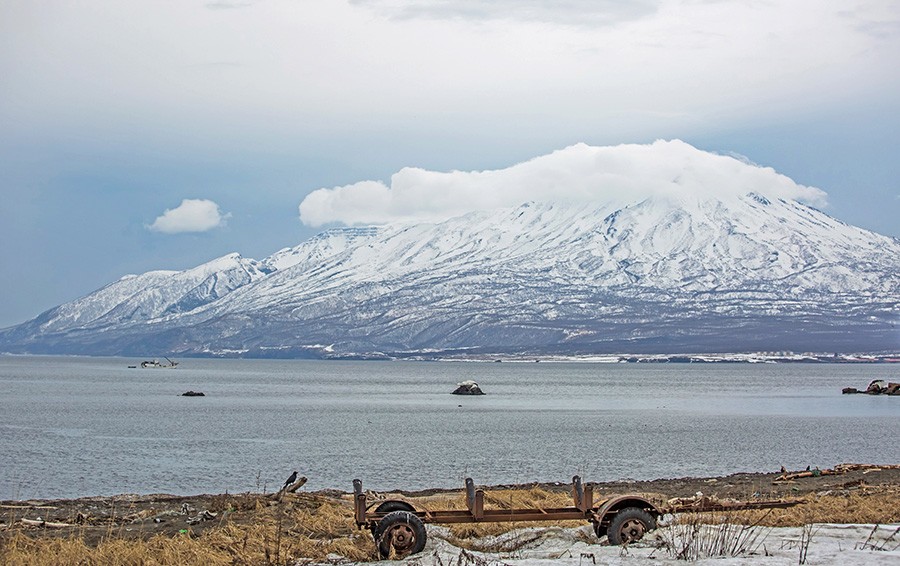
21, 253, 272, 335
2, 143, 899, 357
62, 193, 890, 357
241, 193, 897, 308
264, 226, 383, 271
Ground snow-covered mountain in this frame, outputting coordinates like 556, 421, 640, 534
2, 142, 898, 357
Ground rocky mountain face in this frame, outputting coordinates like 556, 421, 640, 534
2, 190, 898, 357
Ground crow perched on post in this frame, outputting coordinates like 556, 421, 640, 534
284, 471, 298, 488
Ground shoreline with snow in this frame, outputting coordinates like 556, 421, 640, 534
2, 466, 897, 564
394, 522, 900, 566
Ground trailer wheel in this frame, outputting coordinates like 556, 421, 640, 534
606, 507, 656, 545
374, 511, 427, 559
369, 501, 417, 537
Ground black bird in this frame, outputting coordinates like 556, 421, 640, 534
284, 471, 298, 488
780, 466, 786, 473
805, 465, 811, 471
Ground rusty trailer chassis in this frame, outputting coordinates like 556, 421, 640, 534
353, 475, 801, 559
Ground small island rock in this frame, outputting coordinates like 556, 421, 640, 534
452, 380, 485, 395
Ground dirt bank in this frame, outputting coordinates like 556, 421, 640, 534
2, 464, 898, 549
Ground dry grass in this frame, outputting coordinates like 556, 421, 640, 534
2, 485, 898, 564
692, 486, 900, 528
1, 496, 375, 566
422, 486, 587, 539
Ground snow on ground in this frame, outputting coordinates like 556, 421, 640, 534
355, 523, 899, 566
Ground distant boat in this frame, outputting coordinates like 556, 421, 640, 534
139, 357, 178, 369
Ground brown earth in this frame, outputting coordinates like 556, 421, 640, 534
2, 464, 898, 548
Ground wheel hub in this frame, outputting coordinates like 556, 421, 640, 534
619, 518, 646, 542
386, 524, 416, 552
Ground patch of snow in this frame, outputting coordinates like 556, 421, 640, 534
347, 523, 900, 566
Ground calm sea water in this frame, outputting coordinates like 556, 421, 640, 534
0, 356, 897, 500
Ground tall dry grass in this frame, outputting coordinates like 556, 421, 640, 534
703, 487, 900, 528
1, 496, 375, 566
2, 486, 897, 564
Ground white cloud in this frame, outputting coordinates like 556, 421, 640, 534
298, 140, 828, 227
205, 1, 256, 9
2, 1, 897, 154
148, 199, 231, 234
350, 0, 658, 26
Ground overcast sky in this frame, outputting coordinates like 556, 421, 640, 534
1, 0, 898, 328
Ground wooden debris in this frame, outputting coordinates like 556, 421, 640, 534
775, 463, 900, 482
665, 494, 803, 513
775, 469, 839, 481
834, 463, 900, 472
20, 518, 73, 528
269, 476, 308, 502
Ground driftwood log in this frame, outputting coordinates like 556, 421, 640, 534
665, 496, 802, 513
775, 463, 900, 482
20, 518, 73, 528
774, 469, 838, 481
269, 476, 308, 502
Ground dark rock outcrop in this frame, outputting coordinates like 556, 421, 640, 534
452, 380, 484, 395
844, 380, 899, 395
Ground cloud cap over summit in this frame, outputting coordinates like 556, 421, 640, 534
298, 140, 828, 227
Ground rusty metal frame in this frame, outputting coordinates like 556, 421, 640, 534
354, 476, 661, 530
353, 475, 804, 533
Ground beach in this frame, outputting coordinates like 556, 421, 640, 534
2, 465, 898, 564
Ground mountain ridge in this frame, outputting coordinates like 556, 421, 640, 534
2, 193, 898, 358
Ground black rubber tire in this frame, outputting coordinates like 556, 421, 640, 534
368, 501, 418, 538
606, 507, 656, 545
374, 500, 416, 514
374, 511, 427, 559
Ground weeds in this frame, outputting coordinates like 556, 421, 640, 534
856, 524, 900, 552
797, 523, 818, 565
656, 513, 772, 560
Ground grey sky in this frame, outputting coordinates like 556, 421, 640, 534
0, 0, 898, 327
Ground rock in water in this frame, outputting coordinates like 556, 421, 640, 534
452, 380, 484, 395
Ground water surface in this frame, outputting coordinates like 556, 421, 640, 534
0, 356, 897, 499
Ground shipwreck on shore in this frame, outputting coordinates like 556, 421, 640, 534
842, 379, 900, 395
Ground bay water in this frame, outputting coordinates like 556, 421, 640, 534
0, 356, 897, 500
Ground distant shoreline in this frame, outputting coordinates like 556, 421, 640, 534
3, 351, 900, 363
426, 353, 900, 364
